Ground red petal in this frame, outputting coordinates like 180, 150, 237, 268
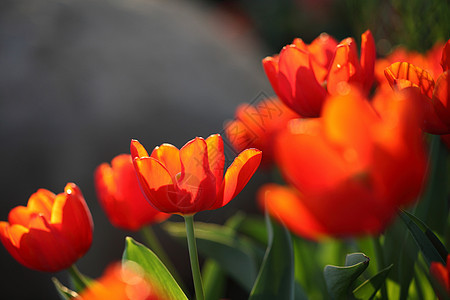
28, 189, 55, 219
178, 137, 217, 212
130, 139, 150, 160
258, 184, 329, 240
206, 134, 225, 192
151, 143, 181, 178
262, 56, 282, 97
433, 71, 450, 128
441, 39, 450, 71
278, 46, 326, 117
214, 148, 262, 209
328, 38, 362, 96
133, 157, 180, 213
360, 30, 376, 93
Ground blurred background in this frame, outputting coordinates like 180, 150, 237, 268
0, 0, 448, 298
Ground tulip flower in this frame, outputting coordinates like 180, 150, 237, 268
76, 261, 166, 300
95, 154, 170, 231
224, 98, 298, 167
263, 30, 375, 117
0, 183, 93, 272
130, 134, 262, 215
260, 85, 427, 238
430, 255, 450, 299
384, 39, 450, 134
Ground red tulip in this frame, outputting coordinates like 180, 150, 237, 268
384, 39, 450, 134
95, 154, 170, 231
76, 261, 166, 300
263, 30, 375, 117
430, 255, 450, 299
260, 86, 427, 238
0, 183, 93, 272
224, 98, 299, 167
130, 134, 262, 215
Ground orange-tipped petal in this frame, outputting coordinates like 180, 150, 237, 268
360, 30, 376, 92
206, 134, 225, 192
133, 157, 179, 213
441, 40, 450, 71
8, 206, 34, 228
178, 137, 217, 211
433, 71, 450, 128
258, 184, 328, 240
308, 33, 339, 83
151, 143, 181, 178
27, 189, 55, 219
328, 38, 362, 95
278, 46, 326, 117
130, 139, 150, 160
385, 62, 435, 99
213, 148, 262, 209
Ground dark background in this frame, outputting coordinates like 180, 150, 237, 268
0, 0, 448, 298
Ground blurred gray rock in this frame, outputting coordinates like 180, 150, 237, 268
0, 0, 271, 298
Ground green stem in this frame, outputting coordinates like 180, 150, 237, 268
68, 264, 90, 291
372, 236, 388, 300
140, 226, 184, 288
184, 215, 205, 300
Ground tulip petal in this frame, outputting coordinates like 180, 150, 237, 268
0, 222, 29, 267
133, 156, 180, 213
130, 139, 150, 159
433, 71, 450, 128
206, 134, 225, 192
384, 62, 435, 99
308, 33, 338, 83
262, 56, 283, 97
151, 143, 181, 178
28, 188, 55, 219
258, 184, 328, 240
276, 118, 350, 195
441, 40, 450, 71
8, 206, 34, 227
278, 46, 326, 117
178, 137, 217, 212
360, 30, 376, 92
213, 148, 262, 209
328, 38, 362, 96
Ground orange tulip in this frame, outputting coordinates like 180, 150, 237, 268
260, 86, 427, 238
263, 30, 375, 117
430, 255, 450, 299
130, 134, 262, 215
76, 261, 166, 300
95, 154, 170, 231
384, 39, 450, 134
0, 183, 93, 272
224, 98, 299, 167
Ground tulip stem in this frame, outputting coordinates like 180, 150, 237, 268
68, 264, 90, 292
184, 215, 205, 300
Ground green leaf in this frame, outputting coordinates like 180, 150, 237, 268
399, 210, 447, 266
236, 215, 268, 245
52, 277, 79, 300
323, 253, 370, 300
122, 237, 188, 300
249, 214, 295, 300
164, 221, 263, 292
353, 264, 393, 299
202, 259, 226, 300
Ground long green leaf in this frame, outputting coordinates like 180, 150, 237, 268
353, 264, 393, 299
399, 210, 447, 266
122, 237, 188, 300
164, 221, 263, 292
249, 214, 295, 300
323, 253, 370, 300
202, 259, 226, 300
